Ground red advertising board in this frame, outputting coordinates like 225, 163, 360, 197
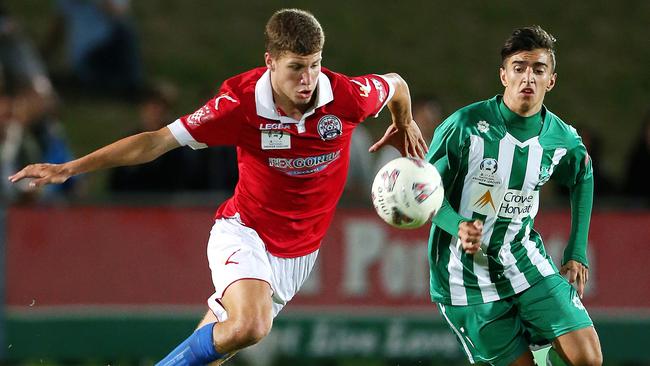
5, 206, 650, 312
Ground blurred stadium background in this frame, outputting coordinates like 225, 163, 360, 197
1, 1, 649, 365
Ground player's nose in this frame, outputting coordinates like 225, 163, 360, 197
300, 71, 312, 85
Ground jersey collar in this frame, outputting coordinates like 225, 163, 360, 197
255, 68, 334, 124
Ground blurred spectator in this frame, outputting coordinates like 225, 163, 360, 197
14, 89, 80, 199
0, 3, 55, 99
42, 0, 143, 96
374, 95, 444, 171
183, 86, 238, 193
0, 89, 41, 203
623, 110, 650, 206
108, 81, 197, 193
189, 145, 238, 193
109, 83, 238, 195
344, 124, 374, 200
573, 124, 617, 198
1, 3, 78, 201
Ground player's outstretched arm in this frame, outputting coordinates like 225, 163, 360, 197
369, 73, 428, 159
8, 127, 180, 188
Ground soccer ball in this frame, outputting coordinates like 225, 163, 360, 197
371, 157, 444, 229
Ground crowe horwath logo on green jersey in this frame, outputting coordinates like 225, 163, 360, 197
498, 189, 537, 219
471, 188, 538, 219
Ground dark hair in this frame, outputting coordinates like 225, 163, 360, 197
264, 9, 325, 57
501, 25, 557, 70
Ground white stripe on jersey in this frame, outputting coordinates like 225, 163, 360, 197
521, 223, 555, 280
551, 148, 568, 174
460, 136, 499, 303
448, 239, 468, 305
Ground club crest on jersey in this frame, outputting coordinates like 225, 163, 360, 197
187, 105, 212, 127
317, 115, 343, 140
471, 158, 501, 186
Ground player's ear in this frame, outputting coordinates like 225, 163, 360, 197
546, 72, 557, 91
499, 67, 508, 87
264, 52, 275, 71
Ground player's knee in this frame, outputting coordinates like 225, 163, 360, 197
582, 350, 603, 366
570, 348, 602, 366
229, 315, 272, 348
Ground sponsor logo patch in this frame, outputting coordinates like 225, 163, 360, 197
498, 189, 537, 219
268, 150, 341, 175
477, 120, 490, 133
474, 190, 497, 212
471, 158, 502, 186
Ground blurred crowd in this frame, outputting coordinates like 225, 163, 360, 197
1, 1, 649, 208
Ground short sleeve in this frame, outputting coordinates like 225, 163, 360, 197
347, 74, 395, 120
170, 89, 243, 149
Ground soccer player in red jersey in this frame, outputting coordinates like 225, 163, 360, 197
9, 8, 427, 366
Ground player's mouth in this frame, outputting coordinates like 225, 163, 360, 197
297, 89, 313, 99
520, 87, 535, 96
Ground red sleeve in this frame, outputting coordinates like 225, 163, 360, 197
178, 88, 243, 146
346, 74, 394, 121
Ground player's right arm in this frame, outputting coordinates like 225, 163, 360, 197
9, 127, 180, 188
425, 112, 482, 253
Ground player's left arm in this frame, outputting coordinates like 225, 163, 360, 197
555, 142, 594, 298
368, 73, 427, 159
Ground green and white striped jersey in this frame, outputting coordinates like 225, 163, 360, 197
426, 96, 592, 306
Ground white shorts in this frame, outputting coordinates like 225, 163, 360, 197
206, 215, 318, 322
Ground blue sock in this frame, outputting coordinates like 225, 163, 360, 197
156, 323, 223, 366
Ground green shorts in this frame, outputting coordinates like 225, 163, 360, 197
437, 273, 593, 366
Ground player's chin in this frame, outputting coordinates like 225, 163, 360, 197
292, 97, 311, 105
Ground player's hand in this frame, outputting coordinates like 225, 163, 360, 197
8, 163, 71, 188
458, 220, 483, 254
369, 120, 428, 159
561, 260, 589, 298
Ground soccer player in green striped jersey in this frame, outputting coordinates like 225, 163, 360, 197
426, 26, 602, 366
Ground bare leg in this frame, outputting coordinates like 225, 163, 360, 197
197, 279, 273, 365
552, 326, 602, 366
510, 350, 536, 366
194, 311, 234, 366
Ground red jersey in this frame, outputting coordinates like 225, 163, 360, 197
168, 67, 393, 257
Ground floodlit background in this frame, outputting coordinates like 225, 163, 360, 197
1, 1, 649, 365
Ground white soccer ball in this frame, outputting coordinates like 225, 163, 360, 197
371, 157, 444, 229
